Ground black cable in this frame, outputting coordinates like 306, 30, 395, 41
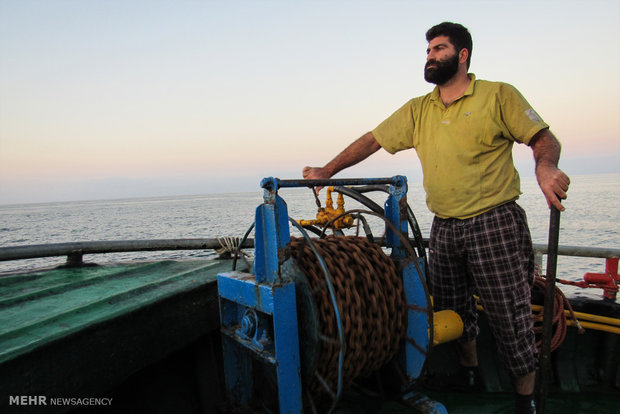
333, 186, 427, 267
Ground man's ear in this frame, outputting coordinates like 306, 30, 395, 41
459, 48, 469, 64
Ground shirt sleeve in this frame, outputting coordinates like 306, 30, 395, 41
498, 83, 549, 145
371, 98, 417, 154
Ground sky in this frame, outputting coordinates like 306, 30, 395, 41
1, 0, 619, 204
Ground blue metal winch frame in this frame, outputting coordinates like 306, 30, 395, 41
217, 176, 432, 412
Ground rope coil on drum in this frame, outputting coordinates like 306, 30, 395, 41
286, 235, 407, 406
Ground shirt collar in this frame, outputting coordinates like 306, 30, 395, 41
464, 73, 476, 96
430, 73, 477, 102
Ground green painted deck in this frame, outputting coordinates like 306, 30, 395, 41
336, 389, 620, 414
0, 260, 230, 414
0, 260, 229, 365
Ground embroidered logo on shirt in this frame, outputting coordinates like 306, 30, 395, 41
442, 120, 450, 124
464, 112, 471, 116
525, 108, 542, 122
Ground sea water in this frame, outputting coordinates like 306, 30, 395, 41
1, 173, 618, 300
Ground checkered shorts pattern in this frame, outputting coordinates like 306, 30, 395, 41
428, 202, 537, 377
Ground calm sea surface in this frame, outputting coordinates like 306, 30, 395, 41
1, 173, 618, 300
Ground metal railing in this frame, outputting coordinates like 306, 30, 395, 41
532, 244, 619, 260
0, 238, 255, 266
0, 238, 617, 264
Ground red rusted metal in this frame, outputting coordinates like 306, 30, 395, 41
583, 257, 619, 301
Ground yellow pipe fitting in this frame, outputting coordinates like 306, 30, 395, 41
336, 192, 345, 212
325, 187, 334, 210
298, 187, 355, 230
432, 309, 464, 345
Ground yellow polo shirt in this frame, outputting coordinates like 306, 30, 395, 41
372, 74, 548, 219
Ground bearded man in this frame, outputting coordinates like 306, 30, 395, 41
302, 22, 570, 414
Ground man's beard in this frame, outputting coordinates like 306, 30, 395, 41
424, 52, 460, 85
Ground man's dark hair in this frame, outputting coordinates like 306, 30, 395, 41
426, 22, 473, 69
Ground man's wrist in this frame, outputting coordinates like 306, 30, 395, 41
322, 164, 337, 178
535, 160, 557, 172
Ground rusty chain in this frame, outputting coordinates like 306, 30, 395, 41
288, 235, 406, 399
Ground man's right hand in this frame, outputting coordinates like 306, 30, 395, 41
302, 166, 332, 193
302, 166, 331, 180
301, 131, 381, 192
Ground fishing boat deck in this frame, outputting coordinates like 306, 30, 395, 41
0, 260, 232, 363
1, 259, 618, 413
0, 259, 231, 413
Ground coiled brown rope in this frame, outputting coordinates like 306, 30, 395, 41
532, 274, 584, 352
288, 235, 406, 397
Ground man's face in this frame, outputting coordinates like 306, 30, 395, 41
424, 35, 460, 85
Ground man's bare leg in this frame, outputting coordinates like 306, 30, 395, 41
513, 371, 536, 395
457, 339, 478, 367
514, 371, 537, 412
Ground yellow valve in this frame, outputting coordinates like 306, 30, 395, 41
432, 310, 464, 345
298, 187, 355, 230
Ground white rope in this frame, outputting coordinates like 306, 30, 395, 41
216, 236, 251, 258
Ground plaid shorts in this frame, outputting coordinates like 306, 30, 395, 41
428, 201, 537, 377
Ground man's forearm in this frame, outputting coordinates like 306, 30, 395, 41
322, 131, 381, 177
529, 127, 570, 210
530, 128, 561, 170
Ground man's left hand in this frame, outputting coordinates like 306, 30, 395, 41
536, 164, 570, 211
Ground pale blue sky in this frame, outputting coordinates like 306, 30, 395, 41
1, 0, 619, 204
